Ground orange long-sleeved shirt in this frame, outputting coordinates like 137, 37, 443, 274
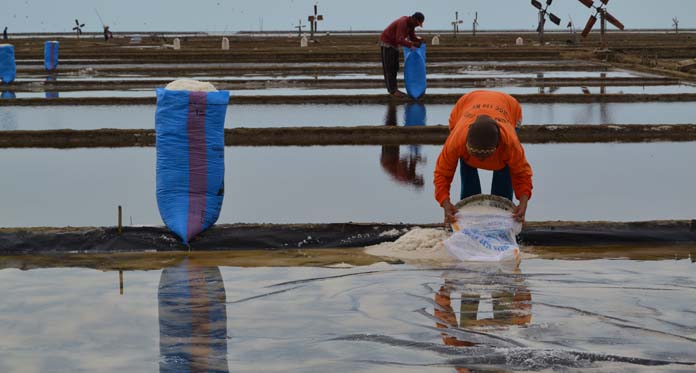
434, 90, 533, 205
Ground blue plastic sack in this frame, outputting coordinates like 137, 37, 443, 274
155, 88, 229, 244
0, 44, 16, 84
44, 41, 59, 71
403, 43, 427, 100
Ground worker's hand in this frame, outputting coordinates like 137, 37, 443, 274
413, 39, 422, 48
409, 45, 417, 51
512, 196, 529, 223
441, 199, 458, 226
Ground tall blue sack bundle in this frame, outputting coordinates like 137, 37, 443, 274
0, 44, 16, 84
403, 44, 427, 100
44, 41, 59, 71
155, 87, 229, 244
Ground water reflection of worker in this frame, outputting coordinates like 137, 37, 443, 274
434, 270, 532, 349
158, 259, 229, 372
379, 12, 424, 96
380, 102, 426, 188
434, 90, 533, 224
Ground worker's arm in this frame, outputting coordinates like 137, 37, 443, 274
505, 140, 533, 222
434, 135, 461, 224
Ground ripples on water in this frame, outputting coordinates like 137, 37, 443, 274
0, 256, 694, 372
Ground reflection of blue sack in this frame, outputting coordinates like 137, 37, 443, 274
155, 88, 230, 244
158, 260, 228, 372
45, 75, 59, 98
0, 44, 16, 84
404, 102, 426, 126
44, 41, 59, 71
403, 44, 426, 100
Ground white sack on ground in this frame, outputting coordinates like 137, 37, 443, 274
445, 195, 522, 263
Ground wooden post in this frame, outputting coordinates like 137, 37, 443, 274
118, 205, 122, 236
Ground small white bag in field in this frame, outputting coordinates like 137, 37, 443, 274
445, 195, 522, 263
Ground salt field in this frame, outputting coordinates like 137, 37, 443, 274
1, 142, 695, 227
2, 101, 696, 131
2, 8, 696, 371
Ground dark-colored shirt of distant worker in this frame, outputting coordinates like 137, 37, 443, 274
379, 12, 424, 96
3, 27, 7, 40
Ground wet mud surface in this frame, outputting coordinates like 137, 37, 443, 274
1, 220, 695, 253
2, 124, 696, 148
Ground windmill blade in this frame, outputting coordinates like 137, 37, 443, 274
549, 13, 561, 25
578, 0, 594, 8
75, 19, 80, 25
604, 11, 624, 30
581, 14, 597, 37
80, 23, 85, 27
546, 0, 553, 5
600, 0, 609, 4
531, 0, 543, 10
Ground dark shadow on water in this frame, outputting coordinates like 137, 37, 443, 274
158, 259, 229, 372
379, 102, 427, 189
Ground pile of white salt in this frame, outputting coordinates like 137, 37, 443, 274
165, 79, 217, 92
364, 227, 454, 262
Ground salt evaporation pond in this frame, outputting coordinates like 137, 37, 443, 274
0, 256, 693, 372
2, 102, 696, 131
1, 142, 695, 227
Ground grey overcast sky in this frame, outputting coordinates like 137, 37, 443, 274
3, 0, 695, 33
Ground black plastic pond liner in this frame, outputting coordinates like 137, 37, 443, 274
1, 220, 695, 254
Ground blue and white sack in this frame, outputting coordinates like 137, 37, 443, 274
445, 195, 522, 263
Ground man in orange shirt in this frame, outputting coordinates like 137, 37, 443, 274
434, 90, 533, 223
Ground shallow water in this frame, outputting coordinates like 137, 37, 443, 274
2, 102, 696, 131
1, 142, 695, 227
0, 256, 693, 372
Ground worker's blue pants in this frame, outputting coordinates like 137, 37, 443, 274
459, 159, 513, 201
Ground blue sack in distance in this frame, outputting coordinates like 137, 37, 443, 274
44, 41, 59, 71
403, 43, 427, 100
155, 87, 230, 244
0, 44, 16, 84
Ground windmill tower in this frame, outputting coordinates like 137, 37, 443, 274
672, 17, 679, 34
472, 12, 479, 37
531, 0, 561, 44
307, 2, 324, 40
294, 19, 306, 37
451, 11, 463, 37
578, 0, 625, 48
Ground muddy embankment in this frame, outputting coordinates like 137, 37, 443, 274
5, 77, 680, 93
1, 220, 695, 254
2, 124, 696, 148
4, 93, 696, 106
